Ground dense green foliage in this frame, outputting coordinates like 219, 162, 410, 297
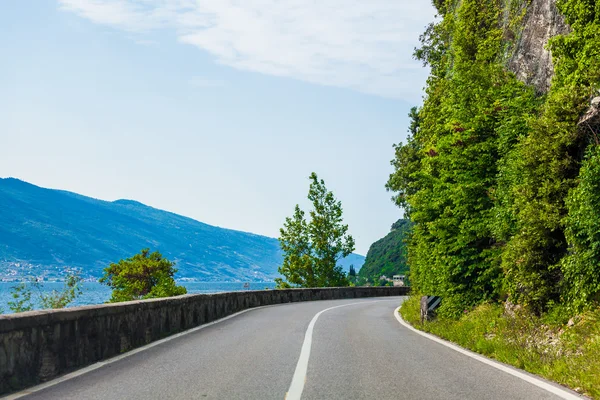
277, 173, 355, 288
400, 297, 600, 398
563, 146, 600, 310
358, 219, 411, 283
101, 249, 187, 302
388, 0, 600, 316
0, 178, 363, 281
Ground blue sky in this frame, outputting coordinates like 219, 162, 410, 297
1, 1, 435, 255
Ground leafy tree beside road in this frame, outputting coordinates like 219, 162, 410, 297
276, 173, 355, 288
101, 249, 187, 302
388, 0, 600, 317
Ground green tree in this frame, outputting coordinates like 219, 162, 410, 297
348, 265, 357, 278
562, 145, 600, 311
497, 0, 600, 313
101, 249, 187, 302
277, 173, 355, 288
348, 265, 357, 285
387, 0, 542, 315
8, 282, 34, 313
386, 0, 599, 316
386, 108, 422, 216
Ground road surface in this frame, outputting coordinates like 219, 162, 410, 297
12, 297, 578, 400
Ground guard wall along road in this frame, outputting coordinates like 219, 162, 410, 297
0, 286, 409, 395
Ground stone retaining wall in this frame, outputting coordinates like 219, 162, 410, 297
0, 286, 409, 395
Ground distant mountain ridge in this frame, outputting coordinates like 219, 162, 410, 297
0, 178, 364, 281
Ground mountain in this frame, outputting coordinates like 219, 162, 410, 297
0, 178, 364, 281
358, 219, 410, 282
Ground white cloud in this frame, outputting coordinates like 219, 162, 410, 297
58, 0, 434, 100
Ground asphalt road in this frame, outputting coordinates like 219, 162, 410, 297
15, 297, 578, 400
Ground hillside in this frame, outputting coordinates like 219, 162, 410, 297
0, 178, 364, 281
358, 219, 410, 282
387, 0, 600, 316
391, 1, 600, 394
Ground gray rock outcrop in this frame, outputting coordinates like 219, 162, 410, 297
507, 0, 570, 93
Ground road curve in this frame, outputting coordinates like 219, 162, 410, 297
11, 297, 579, 400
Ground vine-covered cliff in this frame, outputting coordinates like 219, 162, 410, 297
388, 0, 600, 316
506, 0, 570, 92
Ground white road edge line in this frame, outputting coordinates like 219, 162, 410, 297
2, 305, 275, 400
393, 306, 586, 400
286, 299, 399, 400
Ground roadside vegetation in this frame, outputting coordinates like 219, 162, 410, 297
400, 297, 600, 398
101, 248, 187, 302
387, 0, 600, 317
2, 271, 83, 313
386, 0, 600, 395
1, 248, 186, 313
276, 172, 355, 288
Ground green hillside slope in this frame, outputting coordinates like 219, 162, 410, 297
358, 219, 410, 282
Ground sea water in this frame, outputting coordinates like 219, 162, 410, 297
0, 281, 276, 314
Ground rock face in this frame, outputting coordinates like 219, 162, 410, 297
507, 0, 570, 93
578, 97, 600, 141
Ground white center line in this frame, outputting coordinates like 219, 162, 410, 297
286, 299, 399, 400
